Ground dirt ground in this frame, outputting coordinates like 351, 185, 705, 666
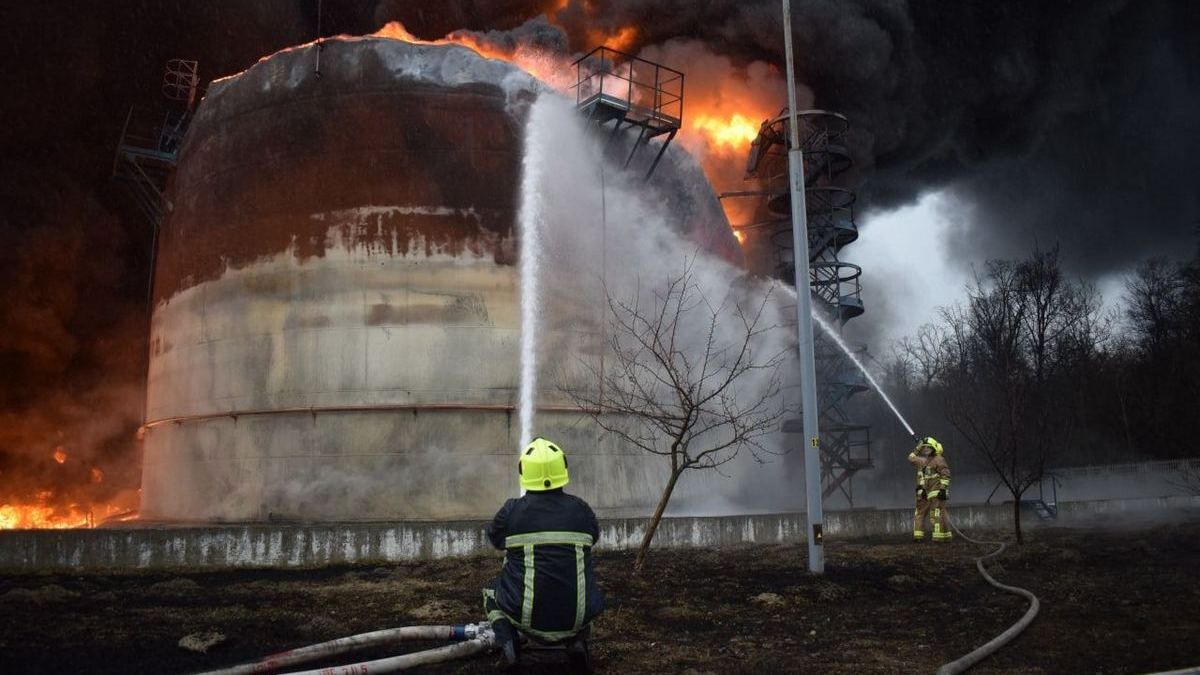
1, 522, 1197, 674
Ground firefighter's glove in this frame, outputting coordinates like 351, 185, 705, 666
940, 489, 950, 502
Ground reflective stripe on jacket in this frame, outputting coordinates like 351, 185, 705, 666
908, 452, 951, 492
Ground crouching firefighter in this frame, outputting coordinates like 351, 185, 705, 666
484, 437, 605, 672
909, 436, 952, 542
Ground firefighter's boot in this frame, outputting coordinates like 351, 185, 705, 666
492, 617, 521, 672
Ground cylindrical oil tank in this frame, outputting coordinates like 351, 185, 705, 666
140, 37, 746, 522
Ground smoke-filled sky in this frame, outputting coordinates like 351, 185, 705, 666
0, 0, 1197, 516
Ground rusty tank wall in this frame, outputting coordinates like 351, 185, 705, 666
140, 37, 754, 522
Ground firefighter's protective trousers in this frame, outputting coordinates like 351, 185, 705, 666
483, 489, 605, 641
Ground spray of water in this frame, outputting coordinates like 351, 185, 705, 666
516, 101, 550, 451
810, 307, 916, 437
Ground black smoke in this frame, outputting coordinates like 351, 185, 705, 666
378, 0, 1200, 274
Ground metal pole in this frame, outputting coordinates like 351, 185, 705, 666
782, 0, 824, 574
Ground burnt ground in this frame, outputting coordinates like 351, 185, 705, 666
0, 523, 1198, 674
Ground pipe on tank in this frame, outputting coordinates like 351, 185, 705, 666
141, 404, 607, 431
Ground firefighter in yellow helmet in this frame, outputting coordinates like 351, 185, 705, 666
482, 437, 604, 672
909, 436, 952, 542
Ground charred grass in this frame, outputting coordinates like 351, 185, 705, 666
0, 524, 1197, 674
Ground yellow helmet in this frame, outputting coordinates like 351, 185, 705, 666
922, 437, 944, 456
519, 437, 570, 491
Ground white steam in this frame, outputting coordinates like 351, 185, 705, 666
518, 94, 804, 514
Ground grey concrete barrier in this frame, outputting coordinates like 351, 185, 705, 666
0, 496, 1195, 573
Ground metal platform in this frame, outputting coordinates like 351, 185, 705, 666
572, 46, 683, 179
112, 58, 199, 228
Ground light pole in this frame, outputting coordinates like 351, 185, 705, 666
782, 0, 825, 574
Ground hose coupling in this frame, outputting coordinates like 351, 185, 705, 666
461, 622, 489, 639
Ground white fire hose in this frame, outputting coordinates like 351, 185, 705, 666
194, 623, 494, 675
935, 514, 1040, 675
277, 636, 495, 675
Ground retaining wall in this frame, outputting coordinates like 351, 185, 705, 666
1, 496, 1195, 573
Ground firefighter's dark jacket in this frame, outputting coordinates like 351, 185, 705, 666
486, 489, 605, 638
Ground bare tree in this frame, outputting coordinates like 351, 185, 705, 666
882, 241, 1200, 485
1124, 257, 1185, 354
941, 262, 1042, 543
563, 263, 788, 572
897, 323, 950, 388
938, 253, 1103, 543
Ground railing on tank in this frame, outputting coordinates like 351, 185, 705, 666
113, 58, 200, 229
573, 46, 683, 126
572, 46, 684, 178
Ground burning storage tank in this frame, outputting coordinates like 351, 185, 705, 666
140, 36, 742, 522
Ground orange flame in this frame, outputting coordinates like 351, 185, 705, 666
587, 26, 638, 53
52, 447, 67, 464
0, 502, 91, 529
0, 491, 138, 530
691, 113, 761, 151
372, 21, 572, 88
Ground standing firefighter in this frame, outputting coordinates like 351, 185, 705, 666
909, 436, 952, 542
484, 437, 604, 672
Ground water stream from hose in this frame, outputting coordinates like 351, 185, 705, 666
809, 306, 916, 437
516, 101, 550, 451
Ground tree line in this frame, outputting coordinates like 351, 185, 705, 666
862, 242, 1200, 538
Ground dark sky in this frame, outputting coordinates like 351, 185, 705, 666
0, 0, 1197, 509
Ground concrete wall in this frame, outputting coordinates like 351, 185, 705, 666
825, 458, 1200, 511
2, 496, 1195, 573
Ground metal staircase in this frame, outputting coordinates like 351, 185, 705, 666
113, 59, 199, 228
725, 109, 874, 504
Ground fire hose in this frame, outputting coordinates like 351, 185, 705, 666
194, 623, 494, 675
935, 514, 1040, 675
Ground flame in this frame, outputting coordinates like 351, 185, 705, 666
372, 21, 422, 42
52, 447, 67, 464
372, 21, 571, 88
0, 502, 92, 529
0, 483, 138, 530
733, 230, 747, 245
587, 26, 638, 53
691, 113, 761, 151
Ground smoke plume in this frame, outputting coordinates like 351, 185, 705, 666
377, 0, 1200, 274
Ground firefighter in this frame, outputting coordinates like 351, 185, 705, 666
909, 436, 952, 542
483, 437, 604, 672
